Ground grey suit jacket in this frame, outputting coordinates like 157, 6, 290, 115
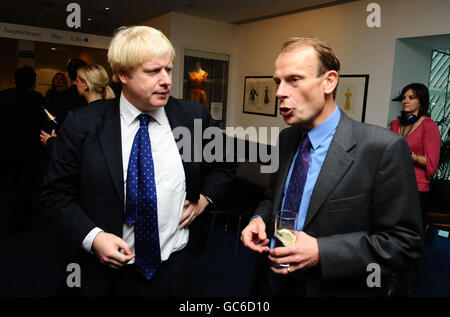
252, 111, 423, 296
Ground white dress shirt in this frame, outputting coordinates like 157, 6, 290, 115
82, 93, 188, 262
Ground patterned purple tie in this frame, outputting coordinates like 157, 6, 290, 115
283, 134, 311, 213
125, 114, 161, 280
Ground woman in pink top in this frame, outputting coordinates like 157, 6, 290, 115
391, 83, 441, 225
389, 83, 441, 297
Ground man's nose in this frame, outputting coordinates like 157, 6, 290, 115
276, 81, 287, 100
159, 69, 172, 86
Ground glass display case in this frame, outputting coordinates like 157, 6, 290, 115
183, 49, 229, 129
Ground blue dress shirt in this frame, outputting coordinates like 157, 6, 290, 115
281, 106, 341, 231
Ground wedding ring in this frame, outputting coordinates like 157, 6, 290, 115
287, 267, 290, 273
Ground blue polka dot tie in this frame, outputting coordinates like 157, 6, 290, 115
125, 114, 161, 280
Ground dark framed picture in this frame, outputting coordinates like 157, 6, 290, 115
336, 74, 369, 122
243, 76, 278, 117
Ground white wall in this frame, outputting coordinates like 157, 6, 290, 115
388, 39, 432, 124
141, 12, 172, 39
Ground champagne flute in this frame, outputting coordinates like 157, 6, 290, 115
273, 210, 298, 268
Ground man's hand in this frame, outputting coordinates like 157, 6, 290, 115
269, 231, 319, 274
40, 129, 56, 146
92, 232, 135, 269
240, 217, 270, 253
179, 194, 210, 229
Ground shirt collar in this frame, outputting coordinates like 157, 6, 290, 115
119, 92, 165, 126
306, 106, 341, 150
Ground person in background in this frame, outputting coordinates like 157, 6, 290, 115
0, 66, 46, 235
40, 64, 115, 148
389, 82, 441, 296
391, 83, 441, 224
75, 63, 116, 103
45, 72, 68, 102
38, 60, 86, 189
47, 58, 87, 128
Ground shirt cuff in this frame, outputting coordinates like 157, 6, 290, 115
82, 227, 104, 253
203, 195, 213, 204
250, 215, 263, 223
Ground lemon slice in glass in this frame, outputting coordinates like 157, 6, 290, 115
275, 228, 296, 247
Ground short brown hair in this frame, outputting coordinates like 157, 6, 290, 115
281, 37, 340, 97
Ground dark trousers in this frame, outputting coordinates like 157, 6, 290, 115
0, 159, 36, 235
250, 257, 306, 297
60, 247, 192, 297
268, 272, 307, 297
419, 191, 429, 230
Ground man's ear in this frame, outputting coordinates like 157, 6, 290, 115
117, 72, 128, 85
323, 70, 339, 95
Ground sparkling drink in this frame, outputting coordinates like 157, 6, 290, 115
274, 228, 296, 248
273, 210, 298, 268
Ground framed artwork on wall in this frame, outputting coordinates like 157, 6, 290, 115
243, 76, 278, 117
335, 74, 369, 122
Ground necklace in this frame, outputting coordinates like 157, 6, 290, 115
399, 123, 415, 137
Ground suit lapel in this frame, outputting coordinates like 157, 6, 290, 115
303, 113, 356, 228
97, 98, 124, 203
165, 97, 187, 129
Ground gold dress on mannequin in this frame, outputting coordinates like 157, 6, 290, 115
187, 67, 208, 109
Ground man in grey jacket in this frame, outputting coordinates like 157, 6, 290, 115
241, 37, 423, 296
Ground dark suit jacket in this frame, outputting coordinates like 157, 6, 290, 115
251, 111, 423, 296
47, 84, 87, 130
41, 96, 237, 259
0, 87, 46, 161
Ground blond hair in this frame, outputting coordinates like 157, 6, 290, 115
281, 37, 340, 98
77, 64, 115, 99
107, 26, 175, 82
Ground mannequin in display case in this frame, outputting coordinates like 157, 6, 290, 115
187, 61, 209, 109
